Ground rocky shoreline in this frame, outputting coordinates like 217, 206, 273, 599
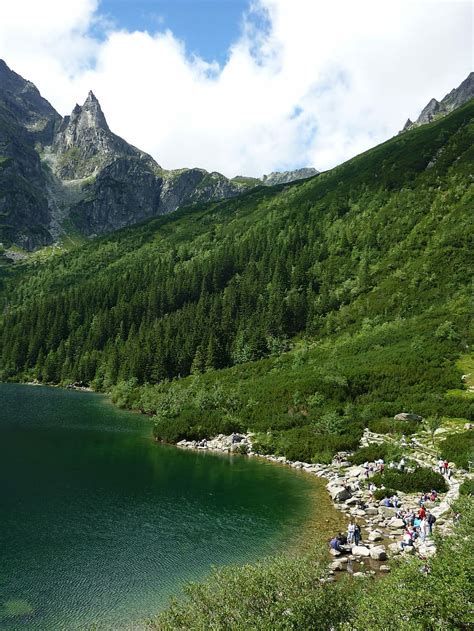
177, 428, 467, 576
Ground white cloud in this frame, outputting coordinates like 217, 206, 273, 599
0, 0, 472, 176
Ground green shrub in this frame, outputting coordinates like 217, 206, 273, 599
459, 479, 474, 496
348, 442, 404, 466
348, 443, 391, 464
441, 430, 474, 469
368, 418, 417, 436
373, 487, 397, 500
371, 467, 448, 494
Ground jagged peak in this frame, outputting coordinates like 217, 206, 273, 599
85, 90, 99, 104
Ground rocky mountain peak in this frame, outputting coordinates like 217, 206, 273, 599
401, 72, 474, 132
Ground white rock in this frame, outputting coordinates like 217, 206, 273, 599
369, 546, 387, 561
368, 531, 383, 542
351, 545, 370, 557
387, 518, 405, 530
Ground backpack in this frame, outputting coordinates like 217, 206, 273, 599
428, 514, 436, 524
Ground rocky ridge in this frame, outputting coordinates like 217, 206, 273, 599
402, 71, 474, 132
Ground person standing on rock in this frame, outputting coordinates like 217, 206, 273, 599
438, 458, 444, 474
420, 517, 428, 542
427, 511, 436, 535
443, 459, 449, 475
347, 521, 355, 544
354, 522, 361, 545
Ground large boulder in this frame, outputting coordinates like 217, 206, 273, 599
379, 506, 397, 518
352, 545, 371, 557
328, 485, 352, 502
394, 412, 423, 422
369, 546, 387, 561
368, 531, 383, 542
388, 542, 401, 555
387, 518, 405, 530
329, 548, 341, 557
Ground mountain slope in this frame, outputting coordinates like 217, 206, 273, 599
1, 100, 472, 459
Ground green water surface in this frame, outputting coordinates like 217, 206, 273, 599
0, 384, 330, 630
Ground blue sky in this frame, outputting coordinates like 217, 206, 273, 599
99, 0, 250, 64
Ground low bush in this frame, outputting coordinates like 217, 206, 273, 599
440, 430, 474, 469
368, 418, 417, 435
459, 479, 474, 496
373, 488, 397, 500
348, 443, 404, 465
371, 467, 448, 494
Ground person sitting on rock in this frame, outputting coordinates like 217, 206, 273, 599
430, 490, 438, 502
383, 497, 392, 508
400, 531, 414, 550
337, 532, 347, 546
330, 537, 343, 552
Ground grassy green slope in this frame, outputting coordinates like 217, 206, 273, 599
0, 101, 473, 461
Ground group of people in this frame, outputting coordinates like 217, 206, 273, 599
398, 504, 437, 549
329, 520, 362, 552
438, 458, 452, 479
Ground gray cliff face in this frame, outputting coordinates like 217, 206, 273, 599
402, 72, 474, 132
0, 60, 60, 249
70, 157, 163, 236
261, 167, 319, 186
0, 59, 319, 250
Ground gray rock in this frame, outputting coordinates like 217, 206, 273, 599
351, 545, 371, 557
328, 485, 352, 502
368, 531, 383, 542
394, 413, 423, 422
369, 545, 387, 561
388, 518, 405, 530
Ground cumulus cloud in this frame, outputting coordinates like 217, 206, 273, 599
0, 0, 471, 176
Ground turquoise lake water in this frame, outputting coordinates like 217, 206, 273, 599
0, 383, 329, 630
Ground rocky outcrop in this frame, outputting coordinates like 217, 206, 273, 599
401, 72, 474, 132
394, 412, 423, 422
261, 167, 318, 186
51, 91, 158, 181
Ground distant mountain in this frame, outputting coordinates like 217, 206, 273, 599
402, 71, 473, 132
261, 167, 318, 186
0, 60, 318, 250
